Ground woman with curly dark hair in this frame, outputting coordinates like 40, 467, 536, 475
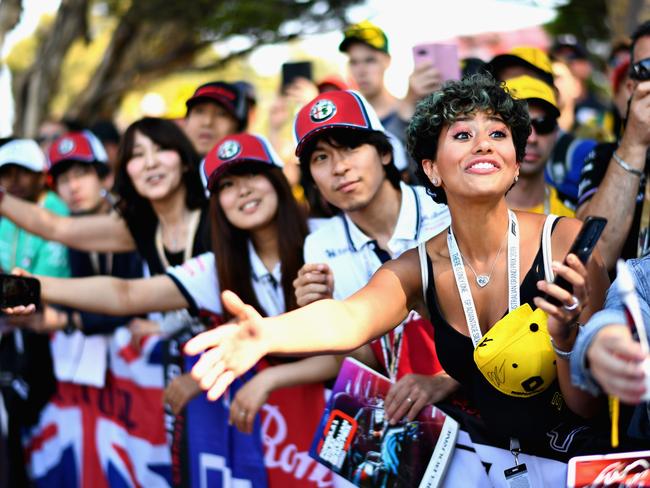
184, 75, 618, 485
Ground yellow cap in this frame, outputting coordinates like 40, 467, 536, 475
488, 46, 554, 85
339, 20, 389, 54
473, 304, 557, 398
504, 75, 560, 119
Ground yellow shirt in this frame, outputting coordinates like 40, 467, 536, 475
518, 186, 575, 217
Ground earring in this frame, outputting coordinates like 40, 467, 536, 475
514, 175, 519, 184
432, 178, 439, 186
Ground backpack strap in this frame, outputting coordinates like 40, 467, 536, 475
418, 242, 429, 306
542, 214, 559, 283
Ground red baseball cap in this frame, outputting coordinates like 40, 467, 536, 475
293, 90, 388, 158
48, 131, 109, 176
185, 81, 248, 129
200, 133, 284, 193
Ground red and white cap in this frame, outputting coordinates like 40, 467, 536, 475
200, 133, 284, 193
48, 130, 108, 175
293, 90, 408, 170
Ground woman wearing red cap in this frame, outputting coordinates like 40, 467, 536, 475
5, 133, 335, 487
181, 75, 622, 486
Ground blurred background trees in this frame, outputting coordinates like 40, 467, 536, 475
2, 0, 650, 137
3, 0, 361, 136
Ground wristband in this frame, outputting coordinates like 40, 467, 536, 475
550, 322, 580, 359
613, 152, 644, 178
550, 337, 573, 359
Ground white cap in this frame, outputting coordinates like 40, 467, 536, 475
0, 139, 47, 173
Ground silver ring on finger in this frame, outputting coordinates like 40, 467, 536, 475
563, 295, 579, 312
406, 397, 413, 404
240, 410, 247, 418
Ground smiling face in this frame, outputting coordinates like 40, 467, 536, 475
422, 111, 518, 204
308, 138, 391, 212
126, 131, 185, 202
217, 170, 278, 232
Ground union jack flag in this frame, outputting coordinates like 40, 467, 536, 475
25, 328, 172, 487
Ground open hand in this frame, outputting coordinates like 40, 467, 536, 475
184, 290, 268, 400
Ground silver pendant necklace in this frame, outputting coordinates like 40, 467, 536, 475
455, 227, 508, 288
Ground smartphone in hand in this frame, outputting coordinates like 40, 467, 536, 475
412, 42, 461, 82
0, 273, 41, 308
546, 216, 607, 307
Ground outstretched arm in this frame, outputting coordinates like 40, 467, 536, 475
8, 272, 188, 317
0, 191, 136, 253
185, 250, 423, 400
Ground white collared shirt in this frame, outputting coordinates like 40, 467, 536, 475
166, 220, 325, 316
304, 182, 450, 299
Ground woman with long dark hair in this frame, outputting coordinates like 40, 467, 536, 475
6, 133, 336, 487
0, 117, 209, 274
181, 75, 625, 486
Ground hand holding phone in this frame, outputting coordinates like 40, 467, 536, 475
545, 216, 607, 307
0, 273, 41, 309
281, 61, 313, 94
412, 42, 460, 82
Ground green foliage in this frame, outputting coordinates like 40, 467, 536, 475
544, 0, 610, 43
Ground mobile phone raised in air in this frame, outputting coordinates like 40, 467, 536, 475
0, 273, 41, 308
546, 216, 607, 307
412, 42, 461, 82
281, 61, 313, 92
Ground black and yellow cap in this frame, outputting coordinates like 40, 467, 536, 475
473, 304, 557, 398
504, 75, 560, 119
339, 20, 389, 54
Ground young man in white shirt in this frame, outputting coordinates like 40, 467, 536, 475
292, 90, 456, 423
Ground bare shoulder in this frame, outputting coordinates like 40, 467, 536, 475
550, 216, 584, 257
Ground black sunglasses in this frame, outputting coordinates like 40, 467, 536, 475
530, 115, 557, 135
630, 57, 650, 81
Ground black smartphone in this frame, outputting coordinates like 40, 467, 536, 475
281, 61, 313, 92
0, 274, 41, 308
546, 216, 607, 306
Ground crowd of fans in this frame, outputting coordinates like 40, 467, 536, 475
0, 16, 649, 488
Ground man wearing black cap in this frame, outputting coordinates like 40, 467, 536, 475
488, 46, 598, 209
338, 21, 439, 182
183, 81, 249, 156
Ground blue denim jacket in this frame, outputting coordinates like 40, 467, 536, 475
571, 256, 650, 440
572, 256, 650, 394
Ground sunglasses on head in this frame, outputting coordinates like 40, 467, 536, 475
630, 58, 650, 81
530, 115, 557, 135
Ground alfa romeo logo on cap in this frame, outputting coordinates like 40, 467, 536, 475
310, 99, 337, 122
58, 138, 75, 155
217, 140, 241, 160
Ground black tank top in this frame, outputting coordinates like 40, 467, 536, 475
424, 226, 580, 441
